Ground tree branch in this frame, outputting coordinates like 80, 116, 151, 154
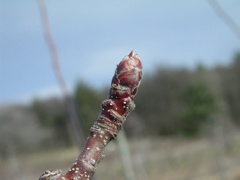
38, 0, 85, 146
39, 51, 143, 180
207, 0, 240, 41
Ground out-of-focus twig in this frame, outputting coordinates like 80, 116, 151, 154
117, 131, 137, 180
38, 0, 85, 147
207, 0, 240, 41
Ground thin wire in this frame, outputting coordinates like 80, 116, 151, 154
207, 0, 240, 41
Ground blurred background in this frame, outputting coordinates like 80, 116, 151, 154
0, 0, 240, 180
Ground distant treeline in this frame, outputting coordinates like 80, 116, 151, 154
32, 52, 240, 142
1, 52, 240, 155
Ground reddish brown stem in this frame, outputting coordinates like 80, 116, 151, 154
39, 51, 143, 180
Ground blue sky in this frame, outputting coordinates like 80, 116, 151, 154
0, 0, 239, 104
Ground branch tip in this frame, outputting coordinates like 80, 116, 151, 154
39, 51, 143, 180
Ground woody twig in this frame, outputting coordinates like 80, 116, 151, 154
39, 51, 143, 180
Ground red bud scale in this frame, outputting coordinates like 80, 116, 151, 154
39, 51, 143, 180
